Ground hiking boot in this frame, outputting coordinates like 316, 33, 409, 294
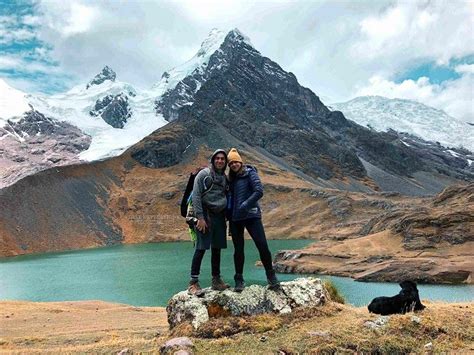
266, 270, 280, 290
188, 280, 204, 297
211, 276, 230, 291
234, 274, 245, 293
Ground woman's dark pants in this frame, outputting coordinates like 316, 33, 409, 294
230, 218, 273, 275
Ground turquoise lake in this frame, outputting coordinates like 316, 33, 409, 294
0, 240, 472, 307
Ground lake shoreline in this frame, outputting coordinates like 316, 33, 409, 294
272, 232, 474, 285
1, 240, 473, 307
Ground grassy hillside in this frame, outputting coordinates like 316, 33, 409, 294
1, 299, 472, 353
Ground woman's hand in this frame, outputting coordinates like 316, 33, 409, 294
196, 218, 208, 233
240, 201, 249, 211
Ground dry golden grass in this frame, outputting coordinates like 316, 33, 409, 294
0, 300, 168, 354
194, 301, 474, 354
1, 300, 473, 354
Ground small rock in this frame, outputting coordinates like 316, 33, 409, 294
161, 191, 176, 200
117, 348, 130, 355
308, 330, 330, 337
364, 316, 391, 329
160, 337, 194, 354
47, 155, 62, 163
411, 315, 421, 324
174, 350, 192, 355
424, 342, 433, 350
260, 336, 267, 342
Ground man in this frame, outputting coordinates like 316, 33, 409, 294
188, 149, 230, 296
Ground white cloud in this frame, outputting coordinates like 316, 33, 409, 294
0, 14, 38, 44
0, 27, 36, 44
356, 73, 473, 122
0, 0, 471, 119
455, 64, 474, 75
0, 56, 21, 68
39, 1, 99, 38
0, 53, 61, 74
21, 15, 41, 26
352, 1, 473, 66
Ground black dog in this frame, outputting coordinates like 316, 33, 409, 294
368, 281, 426, 315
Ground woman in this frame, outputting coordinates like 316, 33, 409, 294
227, 148, 279, 292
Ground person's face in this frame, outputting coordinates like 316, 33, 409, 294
213, 153, 226, 170
229, 161, 242, 173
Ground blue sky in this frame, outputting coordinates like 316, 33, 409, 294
396, 55, 474, 85
0, 0, 72, 93
0, 0, 473, 121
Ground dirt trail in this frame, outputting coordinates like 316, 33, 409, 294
0, 300, 168, 353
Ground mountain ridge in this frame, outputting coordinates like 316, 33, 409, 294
332, 95, 474, 152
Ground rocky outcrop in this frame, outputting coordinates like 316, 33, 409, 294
86, 65, 116, 89
272, 185, 473, 284
166, 278, 326, 329
130, 121, 193, 168
90, 93, 131, 128
0, 110, 91, 189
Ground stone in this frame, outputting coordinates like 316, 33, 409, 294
160, 337, 194, 354
308, 330, 330, 337
161, 191, 176, 200
174, 350, 192, 355
364, 315, 391, 329
411, 315, 421, 324
117, 348, 130, 355
167, 277, 326, 329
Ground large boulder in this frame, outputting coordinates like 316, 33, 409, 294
166, 277, 327, 329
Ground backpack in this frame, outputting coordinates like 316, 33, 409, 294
179, 167, 213, 217
180, 167, 214, 244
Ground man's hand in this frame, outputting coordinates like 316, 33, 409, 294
196, 218, 208, 233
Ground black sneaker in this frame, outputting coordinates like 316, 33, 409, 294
234, 274, 245, 293
266, 270, 280, 290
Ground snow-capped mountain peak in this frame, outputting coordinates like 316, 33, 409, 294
226, 28, 253, 47
196, 28, 226, 58
0, 79, 31, 125
86, 65, 117, 89
150, 28, 254, 98
151, 28, 227, 96
331, 95, 474, 152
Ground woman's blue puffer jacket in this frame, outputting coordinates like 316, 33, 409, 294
229, 165, 263, 221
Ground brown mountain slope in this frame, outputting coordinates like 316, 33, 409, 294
273, 184, 474, 284
0, 143, 316, 257
1, 138, 472, 284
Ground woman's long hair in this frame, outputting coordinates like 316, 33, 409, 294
228, 164, 245, 183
